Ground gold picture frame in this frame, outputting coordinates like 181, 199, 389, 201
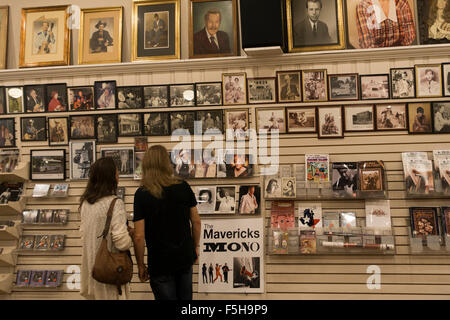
78, 7, 123, 65
132, 0, 180, 61
0, 6, 9, 69
19, 5, 71, 68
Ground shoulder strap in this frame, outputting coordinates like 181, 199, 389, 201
101, 197, 119, 239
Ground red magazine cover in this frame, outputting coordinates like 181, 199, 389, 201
270, 201, 295, 230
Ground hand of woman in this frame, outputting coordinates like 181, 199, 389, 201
138, 265, 149, 282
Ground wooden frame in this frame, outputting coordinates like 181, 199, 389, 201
222, 72, 247, 105
255, 107, 286, 134
247, 77, 277, 104
407, 102, 433, 134
224, 108, 249, 136
45, 83, 68, 112
195, 82, 222, 106
142, 112, 170, 136
0, 118, 16, 148
69, 115, 96, 140
375, 103, 407, 131
390, 67, 416, 99
286, 106, 317, 133
328, 73, 359, 101
276, 70, 302, 103
317, 105, 343, 138
343, 104, 375, 132
96, 113, 118, 144
359, 74, 390, 100
20, 116, 47, 142
0, 6, 9, 69
302, 69, 328, 102
415, 64, 443, 98
47, 117, 69, 146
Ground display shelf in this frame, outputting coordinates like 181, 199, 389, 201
0, 224, 21, 241
0, 247, 18, 267
0, 162, 29, 183
0, 273, 13, 294
0, 197, 26, 216
409, 229, 450, 255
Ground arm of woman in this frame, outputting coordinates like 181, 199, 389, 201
190, 206, 201, 264
110, 199, 132, 251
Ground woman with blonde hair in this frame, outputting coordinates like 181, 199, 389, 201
133, 145, 201, 300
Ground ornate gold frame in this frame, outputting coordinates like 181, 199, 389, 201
0, 6, 9, 69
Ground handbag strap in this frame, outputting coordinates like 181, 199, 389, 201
101, 197, 119, 239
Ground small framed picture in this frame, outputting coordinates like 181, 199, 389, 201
69, 141, 96, 180
302, 69, 327, 102
94, 80, 117, 109
343, 104, 374, 132
30, 149, 65, 180
328, 73, 359, 101
410, 207, 439, 238
45, 83, 68, 112
169, 84, 195, 107
171, 147, 195, 179
48, 117, 69, 146
390, 68, 415, 99
360, 167, 383, 192
134, 151, 145, 180
360, 74, 390, 100
69, 115, 96, 140
68, 86, 94, 111
238, 185, 261, 214
432, 102, 450, 133
0, 118, 15, 148
375, 104, 407, 131
196, 110, 224, 134
117, 86, 144, 109
0, 87, 5, 114
224, 109, 249, 137
195, 82, 222, 106
214, 185, 236, 214
286, 107, 317, 133
21, 117, 46, 141
170, 111, 195, 135
6, 87, 24, 114
443, 63, 450, 97
256, 108, 286, 133
118, 113, 142, 136
222, 72, 247, 105
143, 85, 169, 108
24, 85, 46, 113
100, 147, 135, 178
317, 106, 343, 138
96, 114, 117, 144
407, 103, 433, 134
415, 64, 443, 98
143, 112, 170, 136
276, 70, 301, 103
247, 77, 277, 104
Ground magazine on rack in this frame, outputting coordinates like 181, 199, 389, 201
332, 162, 358, 197
433, 150, 450, 192
410, 207, 440, 238
358, 161, 386, 193
365, 200, 392, 230
52, 184, 69, 197
298, 203, 322, 229
32, 184, 50, 197
404, 159, 434, 194
305, 154, 329, 183
402, 152, 428, 175
270, 201, 295, 230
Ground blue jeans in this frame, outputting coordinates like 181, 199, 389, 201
150, 267, 193, 300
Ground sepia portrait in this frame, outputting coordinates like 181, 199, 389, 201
390, 68, 415, 99
302, 69, 327, 102
276, 70, 302, 103
432, 102, 450, 133
196, 110, 224, 134
256, 108, 286, 134
222, 73, 247, 105
48, 117, 68, 146
143, 85, 169, 108
286, 107, 317, 133
375, 103, 407, 131
407, 102, 433, 134
0, 118, 15, 148
415, 64, 443, 98
317, 106, 343, 138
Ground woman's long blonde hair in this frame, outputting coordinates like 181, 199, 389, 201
141, 145, 181, 198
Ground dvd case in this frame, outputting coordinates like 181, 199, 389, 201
38, 210, 54, 224
52, 184, 69, 197
45, 270, 63, 287
272, 231, 289, 254
299, 230, 317, 254
410, 207, 440, 238
22, 210, 39, 224
16, 270, 31, 287
29, 270, 46, 287
53, 210, 68, 224
20, 236, 36, 250
358, 160, 386, 198
332, 162, 358, 198
270, 201, 295, 230
365, 200, 392, 230
50, 235, 65, 250
35, 235, 51, 250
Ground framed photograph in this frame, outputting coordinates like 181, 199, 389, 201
286, 107, 317, 133
360, 74, 390, 100
345, 0, 417, 49
256, 108, 286, 133
276, 70, 302, 103
359, 166, 383, 192
247, 77, 277, 104
79, 7, 123, 65
328, 73, 359, 101
21, 117, 46, 141
0, 6, 8, 69
215, 186, 236, 214
196, 110, 223, 134
286, 0, 346, 52
194, 186, 216, 214
69, 141, 96, 180
417, 0, 450, 45
0, 87, 5, 114
68, 86, 94, 111
45, 83, 68, 112
24, 85, 46, 113
169, 84, 195, 107
407, 103, 433, 134
118, 113, 142, 137
69, 115, 96, 140
189, 0, 239, 58
410, 207, 439, 238
390, 68, 415, 99
143, 112, 170, 136
432, 102, 450, 133
117, 86, 144, 109
30, 149, 65, 180
143, 85, 169, 108
444, 63, 450, 97
132, 0, 180, 61
96, 114, 117, 144
94, 80, 117, 109
100, 147, 135, 178
238, 185, 261, 214
6, 87, 24, 114
302, 69, 327, 102
195, 82, 222, 106
317, 106, 343, 138
222, 73, 247, 105
0, 118, 15, 148
170, 111, 195, 135
19, 5, 71, 68
415, 64, 443, 98
48, 117, 69, 146
224, 109, 249, 136
343, 104, 374, 132
221, 152, 254, 178
375, 103, 407, 131
171, 148, 195, 179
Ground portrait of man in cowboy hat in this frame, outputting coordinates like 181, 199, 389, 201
94, 80, 116, 109
89, 20, 114, 53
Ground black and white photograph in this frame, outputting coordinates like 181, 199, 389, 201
281, 177, 296, 197
196, 110, 223, 134
276, 70, 301, 103
68, 86, 94, 111
24, 85, 45, 113
21, 117, 46, 141
96, 114, 117, 144
100, 147, 135, 178
143, 85, 169, 108
48, 117, 69, 146
118, 113, 142, 136
286, 107, 317, 133
194, 186, 216, 214
432, 102, 450, 133
328, 73, 358, 101
444, 63, 450, 96
195, 82, 222, 106
415, 64, 443, 98
45, 83, 68, 112
215, 186, 236, 214
390, 68, 415, 99
143, 112, 170, 136
302, 69, 327, 102
224, 109, 249, 136
6, 87, 24, 114
222, 73, 247, 105
30, 149, 65, 180
94, 80, 117, 109
70, 115, 96, 140
0, 118, 15, 148
417, 0, 450, 45
69, 141, 96, 180
238, 185, 261, 214
317, 106, 343, 138
169, 84, 195, 107
332, 162, 358, 197
375, 104, 407, 131
247, 77, 277, 104
360, 74, 390, 100
170, 111, 195, 135
171, 148, 195, 179
344, 105, 374, 132
117, 86, 143, 109
256, 108, 286, 133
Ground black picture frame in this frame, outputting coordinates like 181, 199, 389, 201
96, 114, 118, 144
169, 83, 196, 107
69, 115, 96, 140
117, 113, 142, 137
117, 86, 144, 109
432, 101, 450, 133
327, 73, 359, 101
0, 118, 16, 148
30, 149, 66, 181
286, 106, 317, 134
359, 74, 390, 100
45, 83, 68, 112
20, 116, 47, 142
68, 86, 95, 111
170, 111, 195, 135
142, 112, 170, 136
143, 85, 169, 108
389, 67, 416, 99
5, 86, 24, 114
195, 109, 224, 134
195, 82, 223, 106
407, 102, 433, 134
94, 80, 117, 110
23, 85, 46, 113
48, 116, 69, 146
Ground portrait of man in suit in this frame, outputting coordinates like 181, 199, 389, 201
294, 0, 332, 46
145, 12, 168, 48
193, 8, 231, 55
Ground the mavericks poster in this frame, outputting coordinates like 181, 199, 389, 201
198, 218, 264, 293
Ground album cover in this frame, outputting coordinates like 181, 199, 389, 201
52, 184, 69, 197
404, 159, 434, 194
16, 270, 31, 287
20, 235, 36, 250
332, 162, 358, 197
32, 184, 50, 197
299, 230, 317, 254
238, 185, 261, 215
45, 270, 63, 287
22, 210, 39, 224
50, 235, 65, 250
270, 201, 295, 230
365, 200, 392, 230
38, 210, 54, 224
410, 207, 439, 238
305, 154, 329, 183
340, 212, 357, 228
358, 161, 386, 192
402, 152, 429, 175
298, 203, 322, 229
53, 210, 68, 225
29, 270, 46, 287
273, 231, 289, 254
35, 235, 51, 250
223, 153, 254, 178
441, 207, 450, 237
194, 186, 216, 214
322, 212, 340, 228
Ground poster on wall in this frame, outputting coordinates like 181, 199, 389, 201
198, 218, 264, 294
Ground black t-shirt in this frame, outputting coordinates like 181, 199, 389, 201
133, 181, 197, 276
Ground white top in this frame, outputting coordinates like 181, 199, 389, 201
373, 0, 398, 24
80, 196, 132, 300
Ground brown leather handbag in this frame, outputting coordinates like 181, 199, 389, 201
92, 198, 133, 295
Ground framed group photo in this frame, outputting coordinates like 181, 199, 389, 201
96, 114, 118, 143
143, 85, 169, 108
375, 103, 407, 131
247, 77, 277, 104
69, 115, 96, 140
302, 69, 327, 102
195, 82, 222, 106
286, 107, 317, 133
224, 108, 249, 137
169, 84, 195, 107
222, 72, 247, 105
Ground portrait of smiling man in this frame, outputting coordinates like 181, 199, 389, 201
294, 0, 332, 46
193, 8, 231, 55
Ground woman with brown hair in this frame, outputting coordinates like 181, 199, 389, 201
79, 157, 132, 300
132, 145, 201, 300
